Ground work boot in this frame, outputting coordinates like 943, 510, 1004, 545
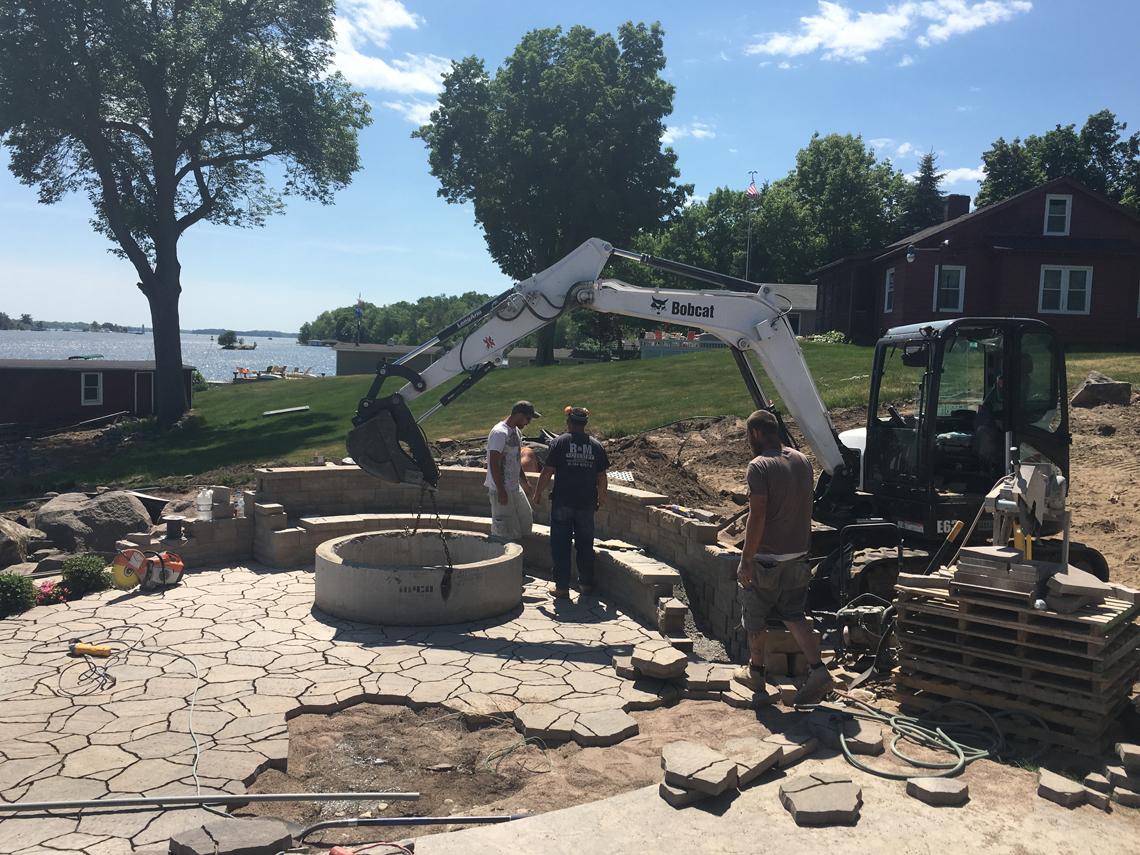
548, 584, 570, 599
732, 664, 769, 693
792, 665, 836, 706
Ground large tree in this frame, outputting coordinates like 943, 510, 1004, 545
413, 21, 691, 365
901, 150, 946, 236
976, 111, 1140, 210
0, 1, 371, 424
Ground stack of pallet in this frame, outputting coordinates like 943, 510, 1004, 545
892, 546, 1140, 752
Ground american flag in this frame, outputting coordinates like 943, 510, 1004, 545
746, 181, 760, 199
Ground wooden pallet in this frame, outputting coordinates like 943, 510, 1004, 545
891, 684, 1120, 753
895, 620, 1140, 674
895, 585, 1140, 639
897, 635, 1140, 692
896, 654, 1134, 716
892, 670, 1128, 733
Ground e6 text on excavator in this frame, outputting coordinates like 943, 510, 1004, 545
345, 238, 1108, 603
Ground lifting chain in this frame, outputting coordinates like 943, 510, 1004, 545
408, 483, 455, 601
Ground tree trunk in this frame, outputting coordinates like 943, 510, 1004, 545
145, 274, 188, 427
535, 322, 557, 367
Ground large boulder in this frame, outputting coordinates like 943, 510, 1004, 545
1070, 372, 1132, 408
35, 492, 151, 554
0, 517, 34, 568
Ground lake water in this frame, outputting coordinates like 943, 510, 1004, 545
0, 330, 337, 382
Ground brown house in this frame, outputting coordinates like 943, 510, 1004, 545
812, 178, 1140, 347
0, 360, 195, 427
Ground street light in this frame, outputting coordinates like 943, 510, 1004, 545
906, 239, 950, 312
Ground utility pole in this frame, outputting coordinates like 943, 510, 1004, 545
745, 170, 759, 282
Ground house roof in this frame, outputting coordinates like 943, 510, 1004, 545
505, 348, 575, 359
810, 176, 1140, 275
760, 283, 817, 311
331, 342, 442, 353
878, 175, 1140, 260
0, 360, 195, 371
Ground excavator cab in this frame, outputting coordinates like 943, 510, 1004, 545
861, 318, 1069, 544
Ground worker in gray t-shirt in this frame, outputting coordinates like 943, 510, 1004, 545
732, 409, 835, 707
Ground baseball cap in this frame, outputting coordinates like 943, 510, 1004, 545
565, 406, 590, 423
512, 401, 541, 418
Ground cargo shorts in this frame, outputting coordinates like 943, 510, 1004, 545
739, 556, 812, 632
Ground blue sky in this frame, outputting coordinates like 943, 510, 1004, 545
2, 0, 1138, 332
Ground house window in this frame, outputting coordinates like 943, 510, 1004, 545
82, 372, 103, 405
933, 266, 965, 313
1039, 266, 1092, 314
884, 268, 895, 313
1044, 195, 1071, 235
786, 313, 801, 334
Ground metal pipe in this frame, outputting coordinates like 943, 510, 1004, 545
298, 814, 532, 844
0, 792, 419, 813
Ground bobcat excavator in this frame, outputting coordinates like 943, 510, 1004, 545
346, 238, 1109, 604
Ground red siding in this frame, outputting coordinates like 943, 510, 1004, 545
0, 365, 194, 426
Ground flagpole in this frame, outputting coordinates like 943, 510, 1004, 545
745, 170, 758, 282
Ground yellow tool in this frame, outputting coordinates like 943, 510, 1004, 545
70, 642, 112, 657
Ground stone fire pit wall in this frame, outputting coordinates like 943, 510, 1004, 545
315, 529, 523, 625
159, 465, 749, 659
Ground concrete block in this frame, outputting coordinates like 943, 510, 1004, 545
682, 520, 720, 544
659, 781, 712, 807
906, 778, 969, 806
1084, 772, 1112, 793
266, 514, 287, 531
763, 652, 789, 677
1037, 769, 1085, 807
1117, 743, 1140, 773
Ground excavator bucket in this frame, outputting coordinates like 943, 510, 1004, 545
347, 399, 439, 487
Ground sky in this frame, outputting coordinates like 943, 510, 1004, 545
2, 0, 1139, 333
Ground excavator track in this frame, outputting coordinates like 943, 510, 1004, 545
825, 546, 932, 605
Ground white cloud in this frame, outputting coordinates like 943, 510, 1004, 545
337, 0, 421, 49
662, 122, 716, 144
779, 61, 791, 69
943, 166, 986, 185
898, 53, 915, 66
384, 100, 435, 125
869, 137, 922, 160
333, 1, 450, 95
745, 1, 1031, 62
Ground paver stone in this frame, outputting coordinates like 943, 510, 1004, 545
723, 737, 781, 786
779, 772, 862, 826
661, 741, 738, 796
906, 777, 969, 806
1037, 769, 1085, 807
572, 709, 639, 746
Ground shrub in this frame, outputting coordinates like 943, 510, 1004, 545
191, 370, 209, 393
0, 572, 37, 618
35, 579, 67, 606
802, 330, 848, 344
61, 556, 112, 597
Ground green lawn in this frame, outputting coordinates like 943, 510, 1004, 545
4, 342, 1136, 499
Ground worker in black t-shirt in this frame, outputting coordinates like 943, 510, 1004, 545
533, 406, 610, 600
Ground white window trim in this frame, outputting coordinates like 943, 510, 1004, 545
1038, 265, 1092, 315
81, 372, 103, 406
932, 265, 966, 313
1044, 194, 1072, 236
884, 268, 895, 313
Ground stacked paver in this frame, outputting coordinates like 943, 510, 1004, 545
893, 546, 1140, 752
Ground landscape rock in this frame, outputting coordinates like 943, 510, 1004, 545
631, 640, 688, 679
169, 817, 291, 855
1083, 786, 1112, 811
1105, 764, 1140, 793
779, 771, 862, 826
722, 737, 781, 786
1117, 743, 1140, 773
660, 741, 738, 796
1047, 566, 1113, 599
0, 517, 35, 568
659, 781, 712, 807
1070, 372, 1132, 408
906, 777, 969, 806
1037, 769, 1086, 807
1084, 772, 1113, 793
807, 708, 884, 755
572, 708, 639, 747
765, 731, 819, 767
35, 491, 151, 554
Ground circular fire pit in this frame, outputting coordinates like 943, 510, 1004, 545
314, 530, 524, 625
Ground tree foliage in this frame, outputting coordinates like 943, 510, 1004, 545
0, 0, 371, 423
413, 21, 691, 365
976, 110, 1140, 210
901, 151, 946, 235
217, 330, 238, 347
